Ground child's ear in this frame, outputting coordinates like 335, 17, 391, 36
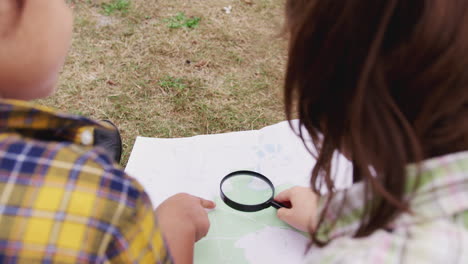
0, 0, 21, 36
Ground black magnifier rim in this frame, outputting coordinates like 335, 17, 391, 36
220, 170, 275, 212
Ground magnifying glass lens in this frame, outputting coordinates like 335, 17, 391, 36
221, 174, 273, 205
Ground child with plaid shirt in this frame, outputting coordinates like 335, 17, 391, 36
0, 1, 213, 263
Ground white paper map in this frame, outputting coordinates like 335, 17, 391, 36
125, 120, 352, 264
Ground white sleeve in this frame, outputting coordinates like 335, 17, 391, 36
303, 220, 468, 264
303, 230, 402, 264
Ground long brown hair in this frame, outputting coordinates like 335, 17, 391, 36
284, 0, 468, 245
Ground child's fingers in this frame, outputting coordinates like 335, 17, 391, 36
277, 207, 293, 223
199, 198, 216, 209
275, 187, 293, 202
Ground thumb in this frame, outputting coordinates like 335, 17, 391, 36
276, 208, 291, 222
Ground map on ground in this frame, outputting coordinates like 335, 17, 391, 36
125, 120, 351, 264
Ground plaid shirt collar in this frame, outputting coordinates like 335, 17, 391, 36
318, 151, 468, 239
0, 99, 111, 146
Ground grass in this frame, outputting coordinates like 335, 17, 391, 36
39, 0, 288, 166
158, 76, 187, 91
165, 12, 201, 29
102, 0, 131, 15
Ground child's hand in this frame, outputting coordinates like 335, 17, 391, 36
156, 193, 215, 241
275, 186, 318, 232
155, 193, 216, 263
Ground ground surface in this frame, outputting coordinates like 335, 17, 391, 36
38, 0, 287, 164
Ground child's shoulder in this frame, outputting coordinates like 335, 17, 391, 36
0, 99, 151, 216
0, 124, 142, 196
0, 132, 147, 211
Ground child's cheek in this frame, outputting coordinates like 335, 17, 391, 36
12, 0, 73, 100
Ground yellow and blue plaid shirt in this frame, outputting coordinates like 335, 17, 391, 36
0, 99, 172, 263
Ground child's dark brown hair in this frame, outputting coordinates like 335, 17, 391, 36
284, 0, 468, 245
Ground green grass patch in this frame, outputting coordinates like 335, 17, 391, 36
102, 0, 131, 15
158, 76, 187, 91
165, 12, 201, 29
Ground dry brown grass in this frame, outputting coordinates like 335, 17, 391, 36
38, 0, 288, 164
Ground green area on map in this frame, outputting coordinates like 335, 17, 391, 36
194, 177, 299, 263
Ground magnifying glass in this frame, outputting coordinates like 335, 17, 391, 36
220, 170, 290, 212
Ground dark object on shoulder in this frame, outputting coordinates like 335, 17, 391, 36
94, 120, 122, 164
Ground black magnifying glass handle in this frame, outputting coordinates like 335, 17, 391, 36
270, 200, 291, 209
